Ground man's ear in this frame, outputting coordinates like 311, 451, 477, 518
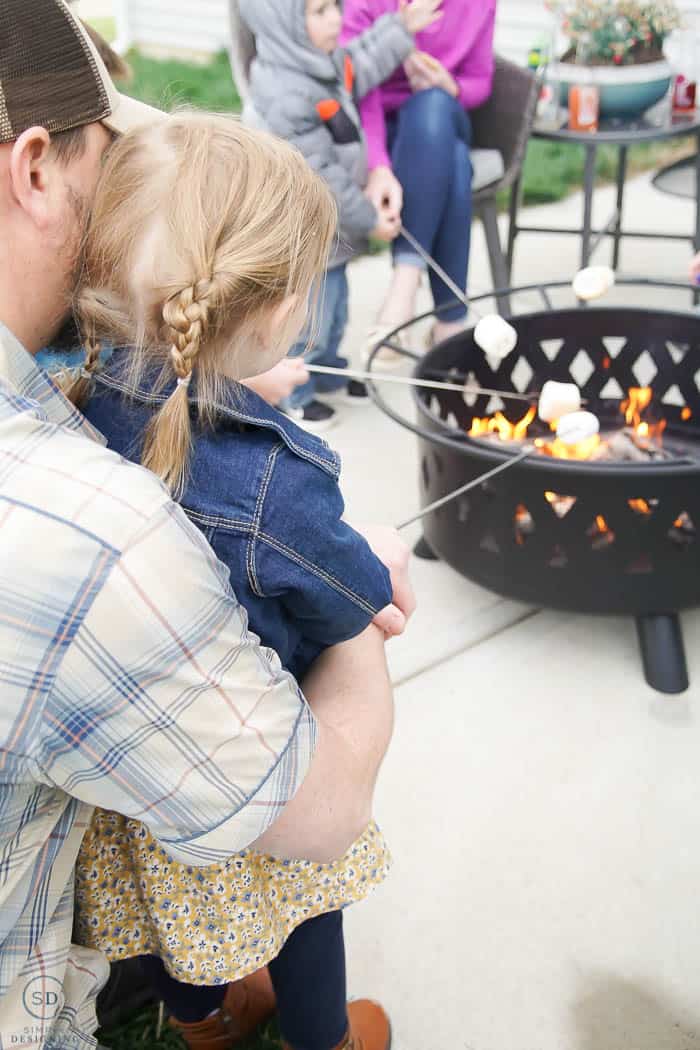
8, 127, 53, 229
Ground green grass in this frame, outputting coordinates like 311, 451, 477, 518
123, 50, 241, 114
97, 1001, 284, 1050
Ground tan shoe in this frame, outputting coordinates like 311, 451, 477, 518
282, 998, 391, 1050
363, 325, 407, 372
169, 967, 276, 1050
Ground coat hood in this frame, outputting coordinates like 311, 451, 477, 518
239, 0, 340, 82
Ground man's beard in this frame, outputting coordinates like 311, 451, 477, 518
45, 186, 91, 347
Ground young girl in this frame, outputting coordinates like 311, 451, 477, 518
71, 115, 403, 1050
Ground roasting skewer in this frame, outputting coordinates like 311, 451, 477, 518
395, 413, 603, 529
305, 363, 536, 403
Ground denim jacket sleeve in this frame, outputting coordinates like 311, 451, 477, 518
249, 442, 393, 646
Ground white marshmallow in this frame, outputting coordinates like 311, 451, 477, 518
473, 314, 518, 360
572, 265, 615, 302
538, 380, 581, 422
556, 410, 600, 444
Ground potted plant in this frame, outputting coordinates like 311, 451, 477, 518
546, 0, 682, 119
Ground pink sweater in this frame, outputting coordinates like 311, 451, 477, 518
340, 0, 496, 170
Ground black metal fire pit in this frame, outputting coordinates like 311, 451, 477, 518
368, 280, 700, 695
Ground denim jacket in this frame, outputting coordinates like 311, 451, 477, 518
84, 350, 392, 680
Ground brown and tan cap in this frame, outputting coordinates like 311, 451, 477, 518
0, 0, 161, 145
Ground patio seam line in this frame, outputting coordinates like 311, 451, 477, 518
392, 605, 542, 689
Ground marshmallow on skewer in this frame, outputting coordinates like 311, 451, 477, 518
538, 380, 581, 423
556, 410, 600, 445
473, 314, 518, 361
572, 265, 615, 302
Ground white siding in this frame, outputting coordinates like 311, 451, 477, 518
119, 0, 700, 63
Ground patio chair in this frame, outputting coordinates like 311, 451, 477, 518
470, 57, 539, 316
227, 4, 537, 316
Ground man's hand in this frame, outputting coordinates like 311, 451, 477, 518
404, 51, 458, 98
353, 524, 416, 637
399, 0, 443, 35
365, 165, 403, 221
243, 357, 309, 405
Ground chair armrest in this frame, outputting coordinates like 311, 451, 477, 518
470, 56, 538, 192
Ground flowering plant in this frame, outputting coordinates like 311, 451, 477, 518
545, 0, 681, 65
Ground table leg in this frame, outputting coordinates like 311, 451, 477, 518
613, 145, 628, 270
581, 144, 597, 268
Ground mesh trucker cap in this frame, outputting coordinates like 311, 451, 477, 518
0, 0, 162, 145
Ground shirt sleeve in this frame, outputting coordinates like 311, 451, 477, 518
341, 0, 393, 171
42, 499, 316, 865
250, 446, 393, 649
454, 4, 496, 111
265, 97, 378, 239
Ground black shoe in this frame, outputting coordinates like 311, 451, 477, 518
347, 379, 369, 400
325, 379, 369, 405
286, 399, 338, 432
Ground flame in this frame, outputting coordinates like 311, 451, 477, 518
628, 498, 652, 515
596, 514, 609, 534
542, 434, 601, 460
469, 405, 536, 441
514, 503, 531, 546
682, 407, 692, 421
674, 515, 685, 529
622, 387, 652, 426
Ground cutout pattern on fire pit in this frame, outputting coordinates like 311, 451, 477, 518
413, 307, 700, 616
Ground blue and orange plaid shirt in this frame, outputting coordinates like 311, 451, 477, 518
0, 324, 316, 1050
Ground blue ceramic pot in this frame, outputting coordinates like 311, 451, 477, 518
553, 59, 673, 119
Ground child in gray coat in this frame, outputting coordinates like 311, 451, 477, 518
239, 0, 442, 429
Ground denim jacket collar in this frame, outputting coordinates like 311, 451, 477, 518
94, 351, 341, 480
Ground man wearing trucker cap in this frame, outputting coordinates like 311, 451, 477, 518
0, 2, 411, 1047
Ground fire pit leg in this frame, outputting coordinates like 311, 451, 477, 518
413, 536, 440, 561
636, 614, 689, 696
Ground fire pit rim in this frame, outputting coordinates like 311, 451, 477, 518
366, 301, 700, 480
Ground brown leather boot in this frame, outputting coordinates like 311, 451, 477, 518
169, 967, 276, 1050
282, 998, 391, 1050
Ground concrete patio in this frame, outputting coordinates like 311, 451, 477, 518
333, 170, 700, 1050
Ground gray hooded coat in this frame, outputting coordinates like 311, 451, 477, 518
238, 0, 413, 267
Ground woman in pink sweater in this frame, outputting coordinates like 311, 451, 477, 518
341, 0, 496, 350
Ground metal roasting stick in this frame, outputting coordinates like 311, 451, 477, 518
399, 225, 475, 312
396, 449, 533, 530
305, 363, 536, 403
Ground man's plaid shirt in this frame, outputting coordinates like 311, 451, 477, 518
0, 325, 316, 1050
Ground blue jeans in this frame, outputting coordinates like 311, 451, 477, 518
287, 265, 349, 409
387, 87, 473, 323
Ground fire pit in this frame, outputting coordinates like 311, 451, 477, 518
369, 281, 700, 695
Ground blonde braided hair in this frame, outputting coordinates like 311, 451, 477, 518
73, 113, 337, 496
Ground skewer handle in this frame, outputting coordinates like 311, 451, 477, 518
305, 363, 535, 403
396, 448, 533, 531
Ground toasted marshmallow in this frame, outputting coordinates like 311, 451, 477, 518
556, 410, 600, 444
474, 314, 518, 360
573, 265, 615, 302
538, 380, 581, 422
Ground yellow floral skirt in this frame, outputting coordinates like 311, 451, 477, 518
75, 809, 390, 986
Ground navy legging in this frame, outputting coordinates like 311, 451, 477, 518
387, 86, 472, 323
139, 910, 347, 1050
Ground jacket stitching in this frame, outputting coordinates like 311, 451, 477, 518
247, 443, 281, 598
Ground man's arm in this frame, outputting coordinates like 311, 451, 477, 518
42, 499, 316, 864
